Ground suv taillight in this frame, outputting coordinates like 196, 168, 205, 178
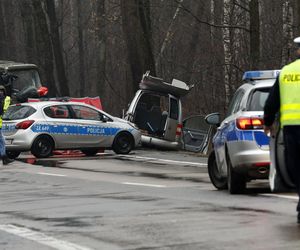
236, 117, 264, 130
15, 120, 35, 129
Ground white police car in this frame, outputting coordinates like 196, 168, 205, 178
205, 70, 279, 194
2, 101, 141, 158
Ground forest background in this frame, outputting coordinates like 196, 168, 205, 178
0, 0, 299, 117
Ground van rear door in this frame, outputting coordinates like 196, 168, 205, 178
164, 96, 180, 141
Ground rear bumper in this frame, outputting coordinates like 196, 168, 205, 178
228, 141, 270, 179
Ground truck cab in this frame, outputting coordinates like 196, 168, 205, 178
0, 60, 48, 103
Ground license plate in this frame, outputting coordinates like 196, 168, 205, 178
5, 139, 12, 145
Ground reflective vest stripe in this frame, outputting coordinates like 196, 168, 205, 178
281, 103, 300, 111
0, 96, 11, 128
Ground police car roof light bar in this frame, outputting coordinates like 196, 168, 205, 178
242, 70, 280, 81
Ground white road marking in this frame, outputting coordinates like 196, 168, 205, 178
38, 172, 66, 177
260, 193, 298, 200
0, 224, 93, 250
121, 155, 207, 166
122, 182, 166, 188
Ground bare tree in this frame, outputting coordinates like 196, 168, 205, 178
45, 0, 70, 96
121, 0, 156, 93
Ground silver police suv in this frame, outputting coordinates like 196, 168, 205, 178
206, 70, 279, 194
2, 101, 141, 158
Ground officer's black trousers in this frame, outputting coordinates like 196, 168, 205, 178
283, 125, 300, 211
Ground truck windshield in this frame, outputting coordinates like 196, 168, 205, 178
9, 69, 42, 91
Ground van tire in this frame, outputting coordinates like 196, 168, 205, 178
81, 148, 99, 156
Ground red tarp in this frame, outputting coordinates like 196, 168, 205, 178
28, 96, 103, 110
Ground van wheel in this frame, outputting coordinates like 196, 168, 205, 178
31, 135, 54, 158
112, 132, 133, 154
226, 152, 246, 194
6, 151, 21, 159
81, 148, 99, 156
208, 151, 227, 190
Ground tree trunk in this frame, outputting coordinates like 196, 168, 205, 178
31, 0, 58, 97
121, 0, 156, 94
95, 0, 106, 99
19, 0, 36, 62
249, 0, 260, 69
45, 0, 70, 96
77, 0, 86, 96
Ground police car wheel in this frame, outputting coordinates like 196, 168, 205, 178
226, 152, 246, 194
31, 135, 54, 158
207, 151, 227, 190
112, 132, 133, 154
6, 151, 21, 159
81, 148, 99, 156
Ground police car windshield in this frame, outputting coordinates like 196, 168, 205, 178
3, 105, 36, 120
248, 88, 270, 111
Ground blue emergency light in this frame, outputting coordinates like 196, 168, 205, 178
242, 70, 280, 81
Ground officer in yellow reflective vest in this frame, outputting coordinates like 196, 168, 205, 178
264, 37, 300, 223
0, 85, 13, 165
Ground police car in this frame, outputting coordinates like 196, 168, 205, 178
205, 70, 279, 194
2, 101, 141, 158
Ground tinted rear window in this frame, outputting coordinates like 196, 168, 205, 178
248, 88, 270, 111
3, 105, 36, 120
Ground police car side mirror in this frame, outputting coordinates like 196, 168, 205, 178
205, 112, 220, 127
101, 116, 110, 123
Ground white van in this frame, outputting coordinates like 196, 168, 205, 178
125, 71, 192, 149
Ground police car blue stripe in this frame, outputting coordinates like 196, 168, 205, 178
31, 124, 125, 136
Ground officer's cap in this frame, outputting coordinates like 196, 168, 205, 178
294, 37, 300, 47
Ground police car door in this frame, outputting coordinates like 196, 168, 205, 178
214, 89, 245, 174
43, 104, 79, 148
71, 104, 111, 147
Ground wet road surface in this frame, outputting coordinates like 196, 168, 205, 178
0, 149, 299, 250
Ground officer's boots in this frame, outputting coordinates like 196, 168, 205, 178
2, 155, 14, 165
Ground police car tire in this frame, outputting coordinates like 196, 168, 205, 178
207, 151, 227, 190
31, 135, 54, 158
6, 151, 21, 159
112, 132, 133, 154
226, 152, 246, 194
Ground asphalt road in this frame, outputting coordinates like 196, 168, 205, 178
0, 149, 299, 250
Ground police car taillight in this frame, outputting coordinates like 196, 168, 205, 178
15, 120, 35, 129
236, 117, 264, 130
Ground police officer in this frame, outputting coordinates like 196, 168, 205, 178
0, 85, 13, 165
264, 37, 300, 223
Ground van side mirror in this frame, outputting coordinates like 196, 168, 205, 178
205, 112, 220, 126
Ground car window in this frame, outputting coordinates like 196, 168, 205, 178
183, 115, 210, 132
71, 105, 103, 121
248, 88, 270, 111
44, 105, 71, 119
3, 105, 36, 120
226, 89, 245, 117
170, 98, 179, 120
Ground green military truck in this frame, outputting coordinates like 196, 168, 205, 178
0, 60, 48, 103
